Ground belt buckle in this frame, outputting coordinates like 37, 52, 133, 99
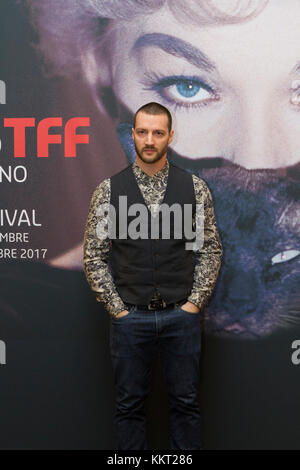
147, 299, 167, 310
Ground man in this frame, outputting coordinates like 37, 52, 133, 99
83, 102, 222, 450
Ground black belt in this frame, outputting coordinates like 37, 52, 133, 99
125, 298, 187, 311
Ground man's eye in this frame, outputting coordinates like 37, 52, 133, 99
141, 72, 220, 109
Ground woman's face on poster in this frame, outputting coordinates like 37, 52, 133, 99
90, 0, 300, 170
35, 0, 299, 337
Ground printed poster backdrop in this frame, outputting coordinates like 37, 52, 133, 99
0, 0, 299, 449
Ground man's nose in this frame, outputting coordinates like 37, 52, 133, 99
145, 133, 154, 145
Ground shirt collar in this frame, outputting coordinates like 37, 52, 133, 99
132, 158, 169, 180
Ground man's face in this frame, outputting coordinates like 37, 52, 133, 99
131, 112, 174, 164
93, 0, 300, 170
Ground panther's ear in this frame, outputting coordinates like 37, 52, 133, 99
276, 202, 300, 232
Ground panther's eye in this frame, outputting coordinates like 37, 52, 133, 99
271, 250, 300, 265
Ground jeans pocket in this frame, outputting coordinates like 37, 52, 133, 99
178, 305, 200, 315
112, 304, 135, 321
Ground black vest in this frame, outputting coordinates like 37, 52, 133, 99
109, 161, 196, 304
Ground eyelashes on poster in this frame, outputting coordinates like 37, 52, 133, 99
0, 0, 300, 450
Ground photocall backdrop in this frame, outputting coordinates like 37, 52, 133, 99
0, 0, 299, 449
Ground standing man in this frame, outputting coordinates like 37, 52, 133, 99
83, 102, 222, 450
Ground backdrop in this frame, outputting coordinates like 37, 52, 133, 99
0, 0, 299, 449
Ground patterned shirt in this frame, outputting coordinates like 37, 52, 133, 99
83, 159, 223, 318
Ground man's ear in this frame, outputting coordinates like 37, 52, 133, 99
168, 129, 174, 144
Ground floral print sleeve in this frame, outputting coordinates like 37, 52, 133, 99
187, 174, 223, 310
83, 162, 222, 316
83, 178, 126, 318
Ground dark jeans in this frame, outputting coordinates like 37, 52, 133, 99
109, 301, 202, 450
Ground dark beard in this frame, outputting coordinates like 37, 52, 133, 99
134, 141, 168, 165
135, 146, 164, 164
